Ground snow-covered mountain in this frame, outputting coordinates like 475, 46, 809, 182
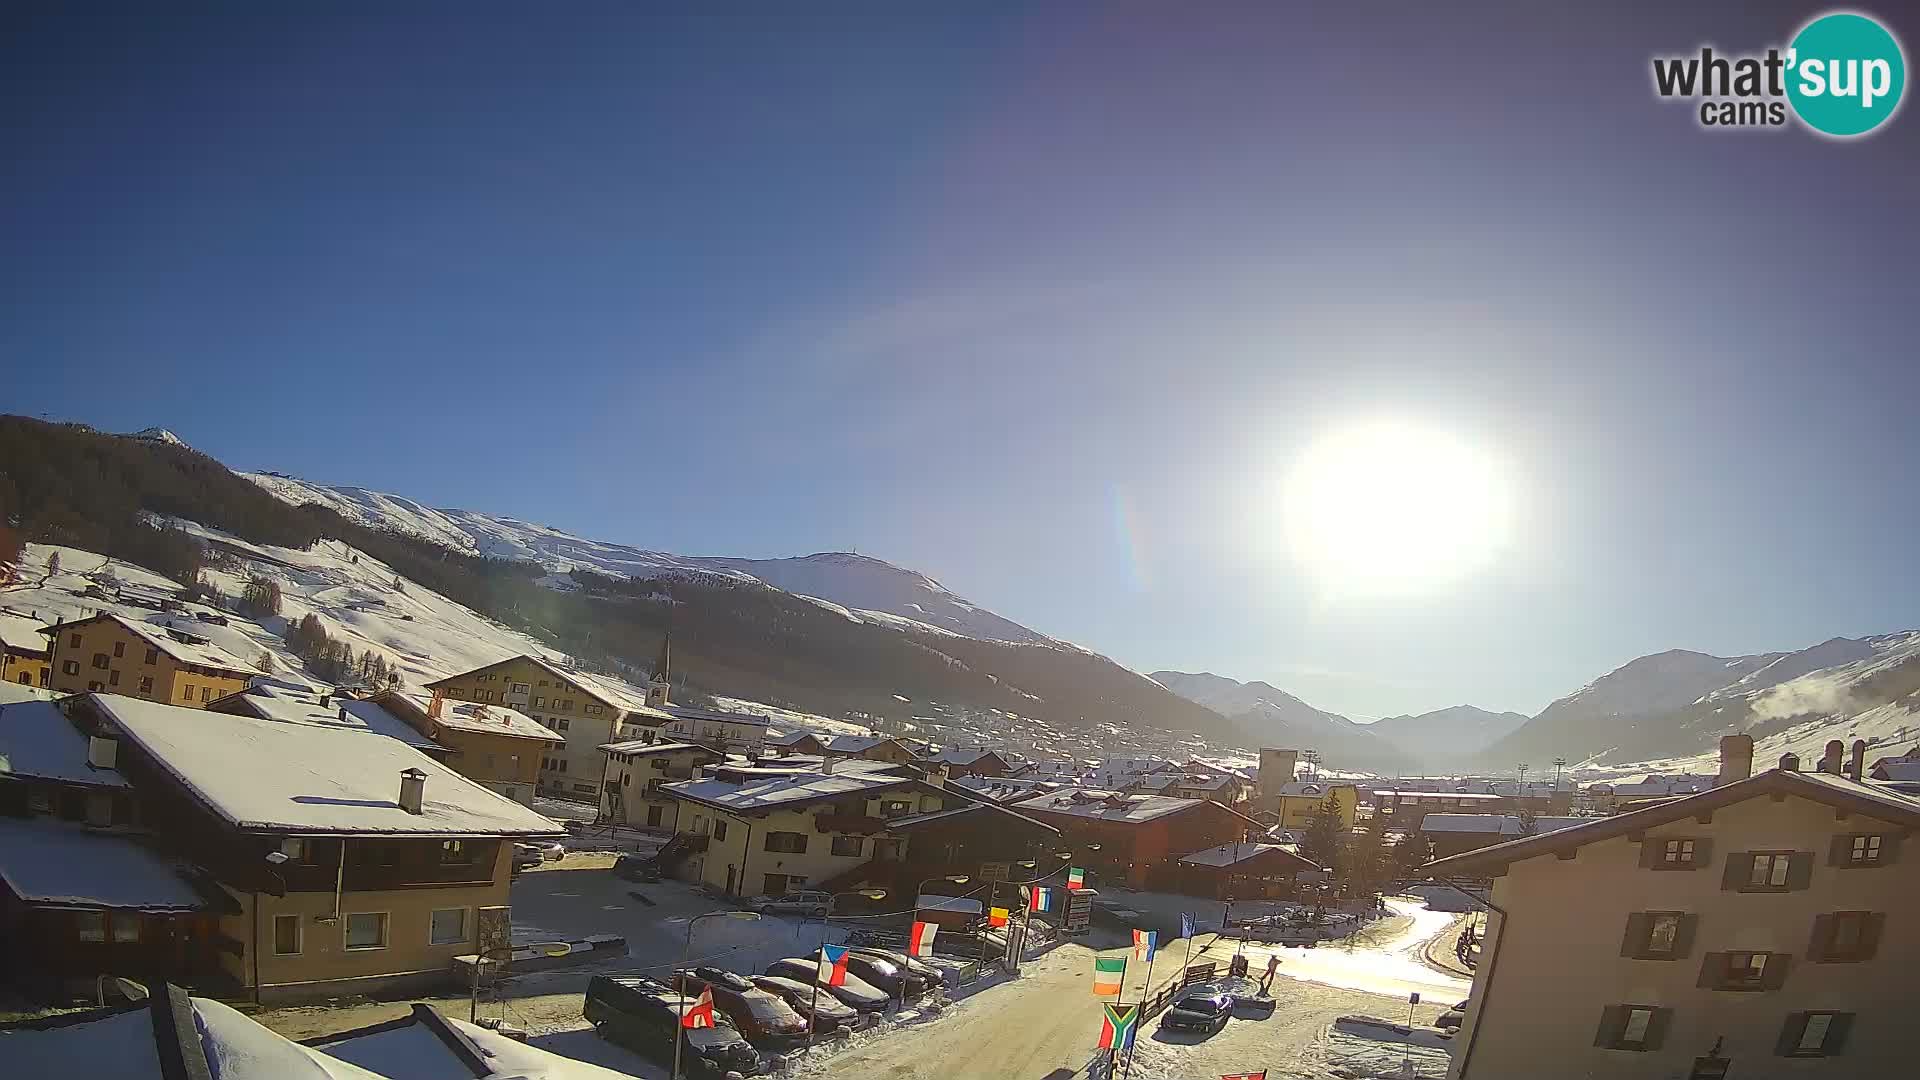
1487, 634, 1920, 769
1367, 705, 1531, 765
1149, 670, 1411, 772
244, 473, 1051, 644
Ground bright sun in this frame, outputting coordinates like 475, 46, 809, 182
1280, 420, 1513, 594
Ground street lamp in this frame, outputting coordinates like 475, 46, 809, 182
674, 911, 760, 1080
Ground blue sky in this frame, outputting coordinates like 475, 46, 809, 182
5, 3, 1918, 719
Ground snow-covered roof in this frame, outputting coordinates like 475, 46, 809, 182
0, 699, 129, 788
93, 694, 564, 836
664, 768, 914, 813
383, 691, 558, 743
924, 747, 1002, 767
1872, 761, 1920, 782
1272, 780, 1353, 798
1372, 789, 1502, 800
768, 730, 824, 747
824, 735, 892, 754
0, 612, 50, 655
1169, 774, 1236, 792
521, 655, 672, 721
665, 704, 772, 728
1010, 787, 1207, 824
212, 683, 444, 752
597, 739, 715, 757
1178, 841, 1317, 871
0, 681, 56, 705
47, 613, 252, 675
314, 1003, 639, 1079
1418, 814, 1589, 836
0, 817, 208, 910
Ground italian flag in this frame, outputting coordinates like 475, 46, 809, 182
1097, 1003, 1139, 1050
1091, 954, 1126, 996
1067, 867, 1086, 890
908, 920, 938, 958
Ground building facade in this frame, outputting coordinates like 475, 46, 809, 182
0, 612, 52, 688
597, 741, 724, 829
40, 613, 250, 705
1009, 788, 1260, 889
1428, 745, 1915, 1079
369, 689, 561, 806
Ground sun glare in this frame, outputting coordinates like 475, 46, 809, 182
1280, 420, 1513, 594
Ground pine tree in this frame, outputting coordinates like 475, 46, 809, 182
256, 650, 275, 674
1302, 793, 1345, 876
47, 551, 61, 575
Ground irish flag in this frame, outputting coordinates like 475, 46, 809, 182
1097, 1003, 1139, 1050
1092, 954, 1126, 996
681, 987, 715, 1029
1067, 867, 1086, 890
818, 943, 851, 987
1132, 929, 1157, 962
988, 906, 1010, 928
1029, 887, 1054, 913
908, 920, 938, 958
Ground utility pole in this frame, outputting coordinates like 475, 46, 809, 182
1552, 757, 1567, 792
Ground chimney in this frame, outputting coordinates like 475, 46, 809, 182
822, 756, 836, 776
1714, 734, 1753, 787
1848, 739, 1867, 783
429, 688, 445, 720
1821, 740, 1845, 775
319, 693, 331, 709
398, 768, 427, 814
1779, 752, 1800, 772
338, 703, 349, 721
87, 736, 118, 770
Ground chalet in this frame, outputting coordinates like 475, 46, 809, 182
765, 730, 827, 756
921, 747, 1014, 779
822, 735, 921, 765
1008, 787, 1262, 890
425, 655, 674, 801
1165, 771, 1251, 807
659, 705, 770, 753
1271, 780, 1359, 830
0, 697, 138, 826
78, 694, 563, 1002
1174, 841, 1320, 899
1370, 788, 1502, 828
1867, 746, 1920, 782
366, 689, 563, 806
39, 613, 251, 705
0, 611, 51, 688
206, 679, 450, 761
1426, 737, 1917, 1079
596, 740, 724, 830
1418, 813, 1590, 860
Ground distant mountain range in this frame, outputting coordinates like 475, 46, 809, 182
1149, 670, 1415, 771
1368, 706, 1530, 766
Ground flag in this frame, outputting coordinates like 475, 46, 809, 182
1092, 954, 1126, 996
1181, 912, 1196, 939
1029, 887, 1054, 912
909, 920, 938, 958
818, 943, 851, 987
1067, 866, 1086, 890
1132, 929, 1157, 962
681, 987, 715, 1029
989, 906, 1010, 928
1221, 1072, 1267, 1080
1097, 1003, 1139, 1050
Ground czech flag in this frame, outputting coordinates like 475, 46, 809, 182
1132, 929, 1157, 962
1091, 954, 1126, 996
818, 943, 851, 987
681, 987, 715, 1030
988, 906, 1010, 928
1097, 1003, 1139, 1050
1221, 1073, 1268, 1080
1029, 887, 1054, 913
1067, 867, 1086, 890
908, 920, 938, 958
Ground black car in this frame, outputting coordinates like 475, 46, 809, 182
678, 967, 811, 1048
840, 951, 927, 998
584, 974, 763, 1077
850, 947, 945, 991
763, 958, 892, 1012
612, 853, 659, 882
1161, 988, 1233, 1034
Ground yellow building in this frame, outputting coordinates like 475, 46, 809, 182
1429, 741, 1915, 1079
1271, 780, 1359, 831
598, 740, 725, 829
1, 611, 52, 688
40, 612, 251, 705
425, 655, 673, 802
367, 689, 562, 806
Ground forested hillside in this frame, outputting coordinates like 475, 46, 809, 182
0, 416, 1237, 742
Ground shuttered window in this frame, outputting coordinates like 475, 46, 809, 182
1721, 850, 1813, 892
1829, 832, 1898, 868
1807, 911, 1884, 962
1594, 1005, 1669, 1051
1639, 836, 1710, 870
1697, 950, 1790, 991
1777, 1012, 1853, 1057
1619, 912, 1696, 960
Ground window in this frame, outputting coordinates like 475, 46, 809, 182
200, 685, 211, 702
1752, 854, 1789, 888
63, 659, 79, 676
440, 840, 474, 865
712, 820, 729, 842
1850, 835, 1881, 864
533, 696, 545, 707
88, 681, 103, 691
345, 912, 388, 950
537, 679, 549, 687
1594, 1004, 1668, 1051
1809, 910, 1883, 962
110, 914, 141, 943
281, 837, 315, 863
831, 835, 863, 857
560, 699, 573, 712
1723, 850, 1810, 892
92, 652, 110, 669
1832, 832, 1896, 867
764, 831, 807, 854
586, 703, 603, 716
182, 684, 194, 700
144, 648, 158, 664
112, 641, 125, 658
108, 669, 119, 686
138, 675, 153, 695
872, 838, 904, 860
76, 910, 107, 943
273, 914, 301, 955
429, 907, 468, 946
1642, 836, 1705, 869
1705, 951, 1777, 990
69, 633, 81, 648
650, 758, 669, 771
558, 759, 567, 773
880, 799, 913, 818
557, 718, 570, 732
1779, 1012, 1853, 1057
1621, 912, 1693, 960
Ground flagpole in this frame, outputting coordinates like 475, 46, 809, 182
806, 945, 822, 1053
1123, 942, 1155, 1080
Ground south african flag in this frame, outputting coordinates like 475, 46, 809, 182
1097, 1003, 1139, 1050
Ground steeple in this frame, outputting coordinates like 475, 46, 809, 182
646, 633, 672, 708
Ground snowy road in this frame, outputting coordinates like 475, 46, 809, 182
1248, 899, 1472, 1003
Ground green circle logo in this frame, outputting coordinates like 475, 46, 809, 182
1786, 12, 1906, 137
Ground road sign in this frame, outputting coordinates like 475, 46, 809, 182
1065, 888, 1095, 933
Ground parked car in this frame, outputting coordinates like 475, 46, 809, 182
1437, 999, 1470, 1030
751, 975, 862, 1034
763, 958, 891, 1012
839, 951, 926, 998
612, 852, 659, 882
511, 845, 544, 875
750, 890, 832, 918
677, 967, 810, 1048
1161, 988, 1234, 1035
850, 947, 945, 991
583, 974, 762, 1077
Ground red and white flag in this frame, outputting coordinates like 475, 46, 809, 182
681, 987, 715, 1029
908, 920, 938, 957
1221, 1072, 1267, 1080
